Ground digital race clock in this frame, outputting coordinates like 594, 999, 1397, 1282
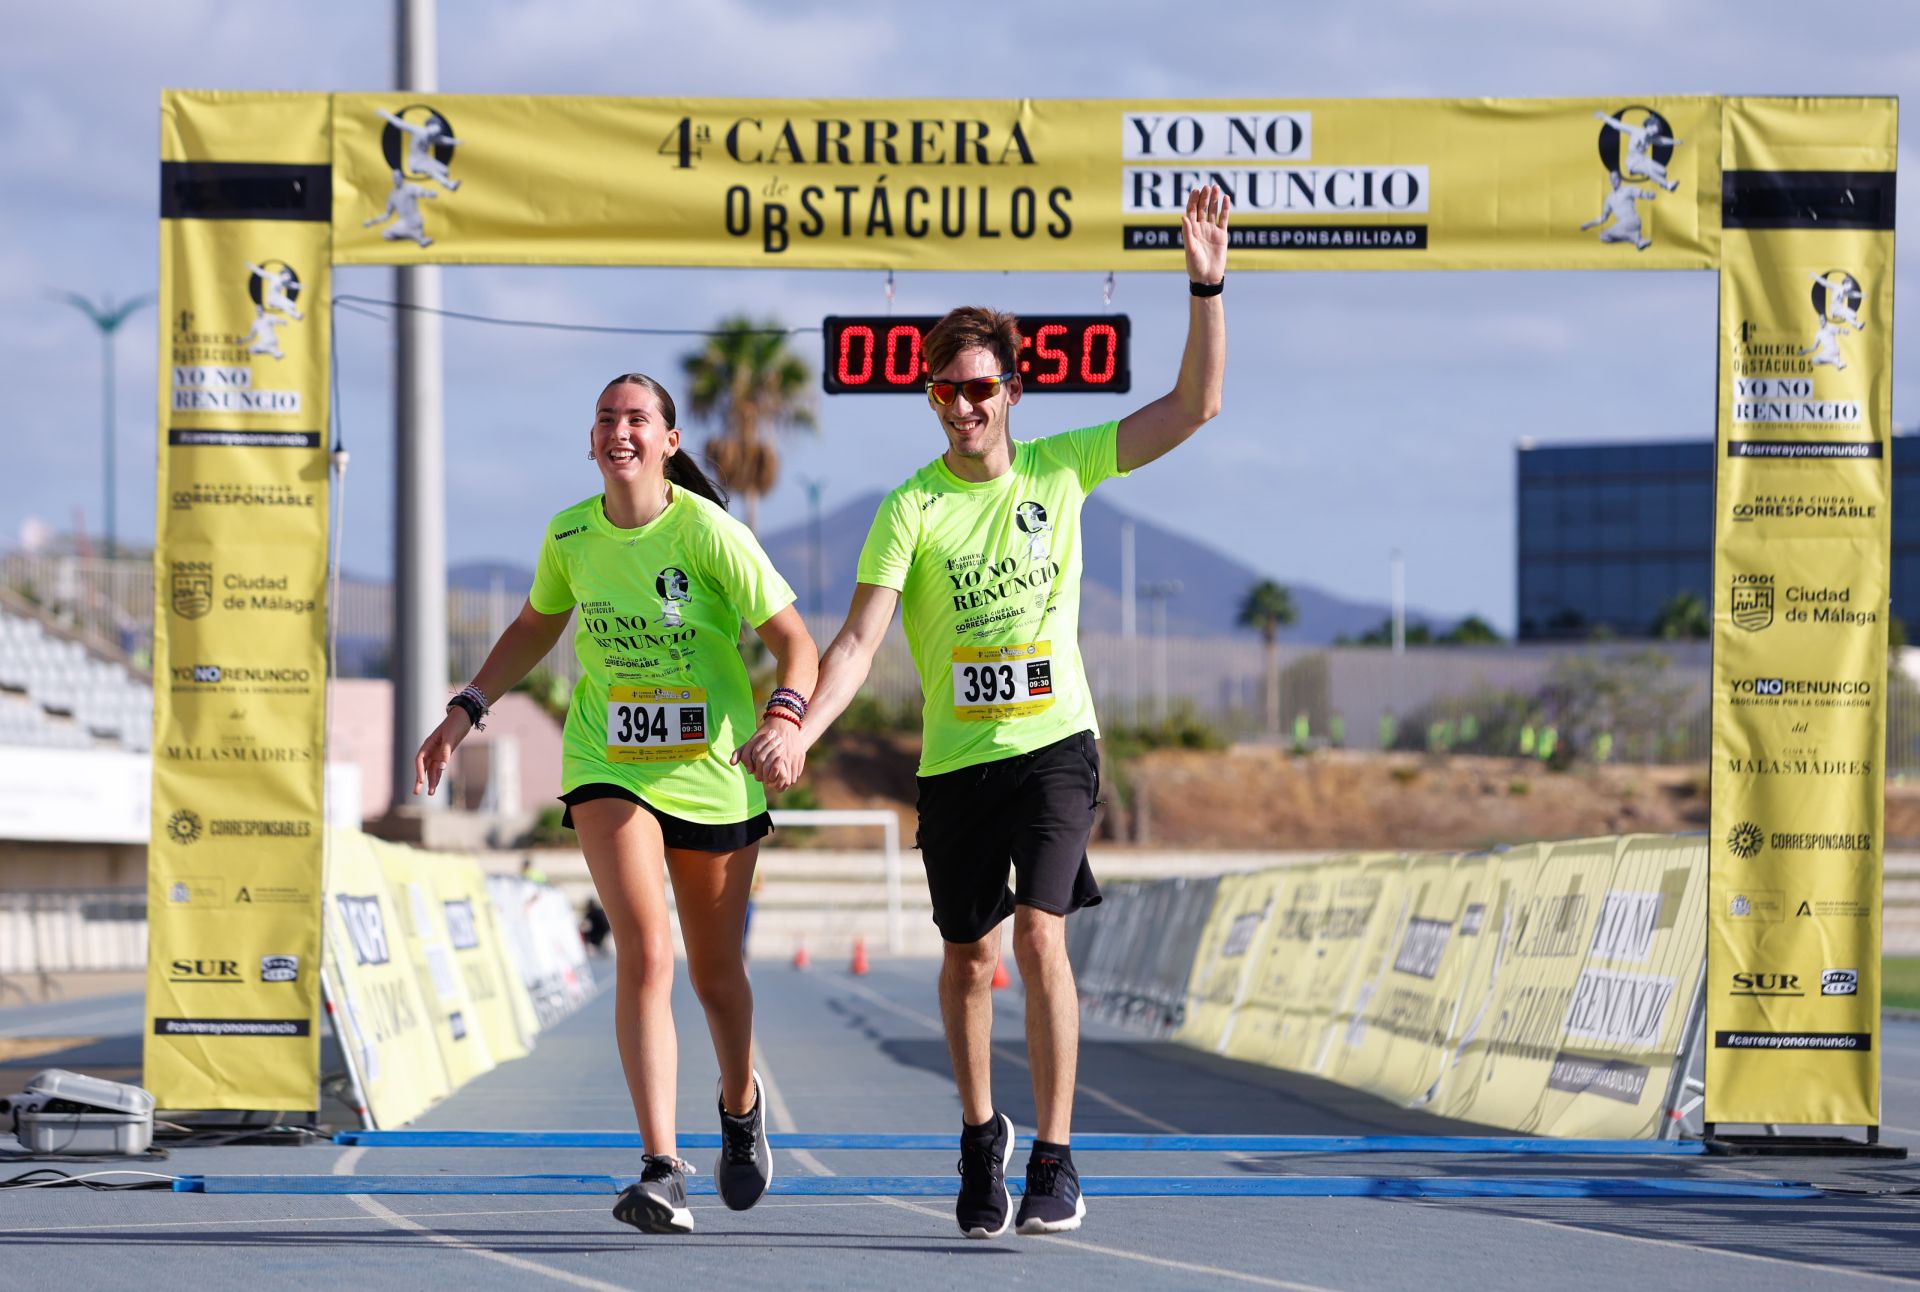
822, 314, 1131, 395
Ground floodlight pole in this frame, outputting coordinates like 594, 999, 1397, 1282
391, 0, 449, 815
1138, 580, 1181, 724
55, 292, 151, 561
801, 477, 825, 616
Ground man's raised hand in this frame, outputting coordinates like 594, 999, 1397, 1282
1183, 183, 1230, 285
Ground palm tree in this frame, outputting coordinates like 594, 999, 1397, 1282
1650, 591, 1710, 641
1236, 579, 1297, 736
680, 317, 817, 531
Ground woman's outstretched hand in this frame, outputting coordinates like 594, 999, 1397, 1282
413, 710, 473, 796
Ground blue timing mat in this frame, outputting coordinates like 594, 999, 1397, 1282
175, 1173, 1816, 1198
330, 1130, 1706, 1155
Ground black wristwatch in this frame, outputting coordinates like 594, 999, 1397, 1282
1190, 278, 1225, 298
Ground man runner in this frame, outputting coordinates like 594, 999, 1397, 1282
781, 182, 1229, 1238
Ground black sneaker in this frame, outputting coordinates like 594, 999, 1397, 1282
613, 1154, 694, 1234
1016, 1149, 1085, 1234
715, 1071, 772, 1210
955, 1112, 1014, 1239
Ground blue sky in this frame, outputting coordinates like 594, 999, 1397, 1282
3, 0, 1915, 632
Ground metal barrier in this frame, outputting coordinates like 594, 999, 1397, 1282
0, 887, 147, 975
1070, 875, 1219, 1036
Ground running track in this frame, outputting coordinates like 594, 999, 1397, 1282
4, 961, 1920, 1289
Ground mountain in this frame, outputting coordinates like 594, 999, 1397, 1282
761, 489, 1455, 644
428, 495, 1456, 644
450, 560, 536, 593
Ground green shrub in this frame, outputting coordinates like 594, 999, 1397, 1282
527, 804, 573, 845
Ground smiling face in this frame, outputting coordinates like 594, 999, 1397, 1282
928, 345, 1020, 463
592, 380, 680, 488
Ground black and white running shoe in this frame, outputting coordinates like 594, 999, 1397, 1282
1015, 1148, 1086, 1234
613, 1154, 695, 1234
955, 1111, 1014, 1239
715, 1071, 772, 1210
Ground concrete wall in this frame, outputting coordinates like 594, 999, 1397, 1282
0, 840, 146, 888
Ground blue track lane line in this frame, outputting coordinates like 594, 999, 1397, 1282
176, 1173, 1817, 1198
330, 1131, 1707, 1155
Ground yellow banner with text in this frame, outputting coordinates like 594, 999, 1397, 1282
146, 92, 333, 1112
1706, 97, 1896, 1126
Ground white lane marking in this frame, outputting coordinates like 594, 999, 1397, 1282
779, 975, 1335, 1290
1473, 1208, 1920, 1288
0, 1201, 874, 1236
832, 972, 1183, 1134
348, 1195, 630, 1292
873, 1192, 1340, 1291
754, 1031, 834, 1177
334, 1077, 623, 1286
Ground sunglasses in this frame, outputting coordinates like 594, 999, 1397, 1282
925, 372, 1017, 407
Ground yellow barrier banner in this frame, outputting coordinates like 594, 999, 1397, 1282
372, 840, 499, 1090
1326, 850, 1495, 1106
1425, 845, 1540, 1116
1172, 872, 1268, 1053
322, 832, 450, 1129
1167, 837, 1709, 1138
1214, 855, 1393, 1072
427, 858, 537, 1062
1436, 837, 1706, 1136
1707, 97, 1895, 1126
326, 95, 1720, 271
1435, 839, 1623, 1130
146, 91, 333, 1111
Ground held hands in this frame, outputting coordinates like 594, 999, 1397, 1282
1183, 183, 1231, 285
731, 716, 806, 796
413, 709, 473, 797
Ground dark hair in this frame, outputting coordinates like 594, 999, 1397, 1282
923, 307, 1022, 377
601, 373, 728, 508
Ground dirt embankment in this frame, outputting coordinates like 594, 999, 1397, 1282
802, 736, 1920, 852
1120, 748, 1707, 850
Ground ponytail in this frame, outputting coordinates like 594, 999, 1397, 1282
602, 372, 729, 509
666, 445, 729, 509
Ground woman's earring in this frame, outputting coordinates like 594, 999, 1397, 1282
586, 449, 594, 459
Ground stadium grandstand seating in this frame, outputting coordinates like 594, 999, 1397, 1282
0, 599, 151, 752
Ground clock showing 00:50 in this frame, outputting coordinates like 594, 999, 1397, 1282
821, 314, 1132, 395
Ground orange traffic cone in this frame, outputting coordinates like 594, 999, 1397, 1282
850, 936, 870, 976
792, 938, 811, 971
991, 955, 1011, 990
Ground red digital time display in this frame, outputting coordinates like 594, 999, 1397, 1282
822, 314, 1132, 395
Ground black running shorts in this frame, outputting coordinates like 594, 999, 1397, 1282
914, 729, 1103, 944
559, 783, 773, 853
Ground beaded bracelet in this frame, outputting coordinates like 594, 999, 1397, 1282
770, 686, 809, 716
764, 706, 802, 728
764, 694, 806, 720
447, 682, 490, 731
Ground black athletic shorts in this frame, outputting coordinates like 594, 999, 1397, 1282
914, 729, 1103, 944
559, 783, 773, 853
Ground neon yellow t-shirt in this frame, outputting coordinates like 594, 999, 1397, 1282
857, 422, 1127, 776
528, 487, 794, 823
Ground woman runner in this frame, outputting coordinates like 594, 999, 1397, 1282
413, 372, 817, 1234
